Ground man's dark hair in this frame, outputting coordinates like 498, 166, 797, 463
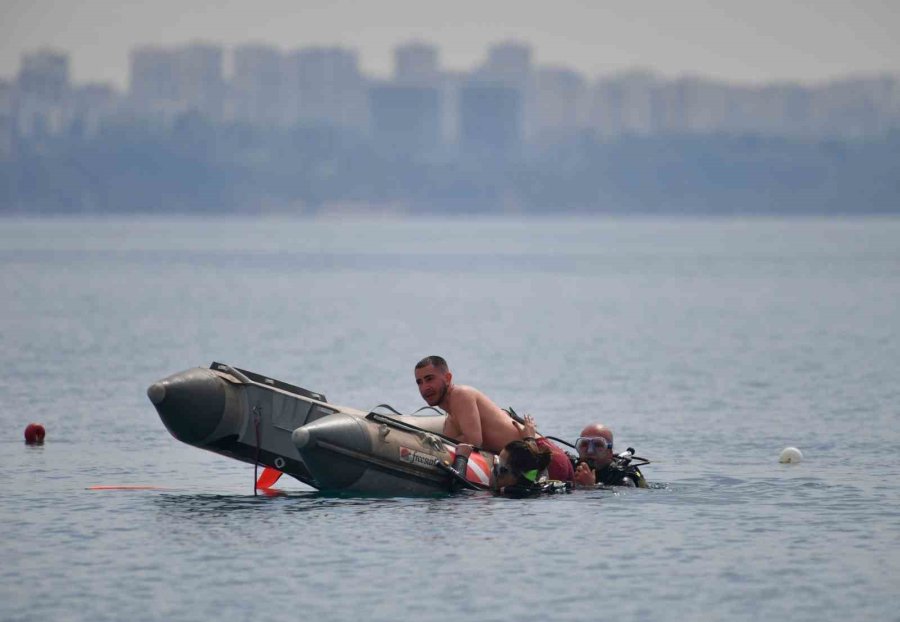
415, 355, 449, 373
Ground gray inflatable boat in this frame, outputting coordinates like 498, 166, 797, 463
147, 362, 493, 495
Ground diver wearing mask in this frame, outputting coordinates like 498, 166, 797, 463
573, 423, 648, 488
491, 439, 571, 497
445, 440, 571, 497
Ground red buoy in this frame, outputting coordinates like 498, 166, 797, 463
24, 423, 46, 444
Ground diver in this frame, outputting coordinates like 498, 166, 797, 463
445, 440, 571, 497
572, 423, 648, 488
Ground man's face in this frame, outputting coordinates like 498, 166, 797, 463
577, 435, 614, 468
415, 364, 450, 406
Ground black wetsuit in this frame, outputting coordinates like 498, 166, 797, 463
444, 453, 571, 496
498, 479, 572, 498
571, 453, 649, 488
594, 463, 647, 488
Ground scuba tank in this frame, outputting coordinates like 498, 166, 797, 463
573, 447, 650, 488
436, 451, 489, 492
498, 479, 572, 498
601, 447, 649, 488
494, 454, 572, 497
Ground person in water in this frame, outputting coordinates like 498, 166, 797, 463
493, 439, 559, 497
517, 413, 575, 483
573, 423, 647, 488
453, 439, 570, 497
414, 355, 574, 481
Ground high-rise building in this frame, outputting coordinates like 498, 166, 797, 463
0, 79, 15, 159
394, 42, 439, 86
589, 71, 659, 137
129, 46, 179, 118
284, 47, 367, 130
177, 43, 224, 120
654, 77, 733, 134
532, 67, 587, 142
476, 42, 534, 141
740, 84, 814, 135
459, 82, 522, 157
16, 49, 70, 136
129, 43, 223, 121
437, 71, 464, 149
18, 49, 69, 103
369, 83, 441, 154
69, 83, 119, 137
811, 76, 900, 137
231, 44, 283, 126
392, 42, 459, 149
772, 85, 815, 135
480, 41, 532, 86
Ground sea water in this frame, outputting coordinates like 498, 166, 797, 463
1, 216, 899, 622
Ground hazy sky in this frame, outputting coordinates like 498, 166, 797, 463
2, 0, 898, 88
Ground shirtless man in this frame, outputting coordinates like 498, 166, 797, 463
413, 355, 521, 454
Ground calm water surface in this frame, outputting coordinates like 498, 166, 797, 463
2, 217, 899, 621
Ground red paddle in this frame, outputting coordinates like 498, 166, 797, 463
255, 467, 283, 489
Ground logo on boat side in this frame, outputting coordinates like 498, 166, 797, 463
399, 446, 436, 468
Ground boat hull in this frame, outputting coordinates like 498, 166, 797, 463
148, 363, 491, 495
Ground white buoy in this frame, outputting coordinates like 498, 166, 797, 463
779, 447, 803, 464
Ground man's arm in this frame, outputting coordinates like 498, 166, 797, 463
442, 415, 461, 439
447, 388, 483, 447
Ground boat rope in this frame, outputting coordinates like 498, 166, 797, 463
545, 435, 577, 449
504, 408, 578, 451
373, 403, 446, 417
370, 403, 406, 417
252, 404, 261, 497
434, 459, 488, 491
366, 410, 489, 453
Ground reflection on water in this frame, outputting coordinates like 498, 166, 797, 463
151, 491, 422, 521
2, 217, 899, 622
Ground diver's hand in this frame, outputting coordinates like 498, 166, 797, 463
456, 443, 473, 458
519, 414, 537, 439
574, 462, 596, 487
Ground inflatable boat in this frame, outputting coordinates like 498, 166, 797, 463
147, 362, 493, 495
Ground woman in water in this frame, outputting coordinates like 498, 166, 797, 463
492, 438, 570, 497
447, 415, 572, 495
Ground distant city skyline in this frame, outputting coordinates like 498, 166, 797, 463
2, 0, 899, 89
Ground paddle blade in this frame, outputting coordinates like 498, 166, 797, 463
256, 467, 283, 489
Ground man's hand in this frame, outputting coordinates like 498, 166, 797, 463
522, 414, 536, 438
456, 443, 473, 458
574, 462, 596, 487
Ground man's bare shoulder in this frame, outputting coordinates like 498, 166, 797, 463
450, 385, 506, 416
446, 385, 479, 410
452, 384, 481, 397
